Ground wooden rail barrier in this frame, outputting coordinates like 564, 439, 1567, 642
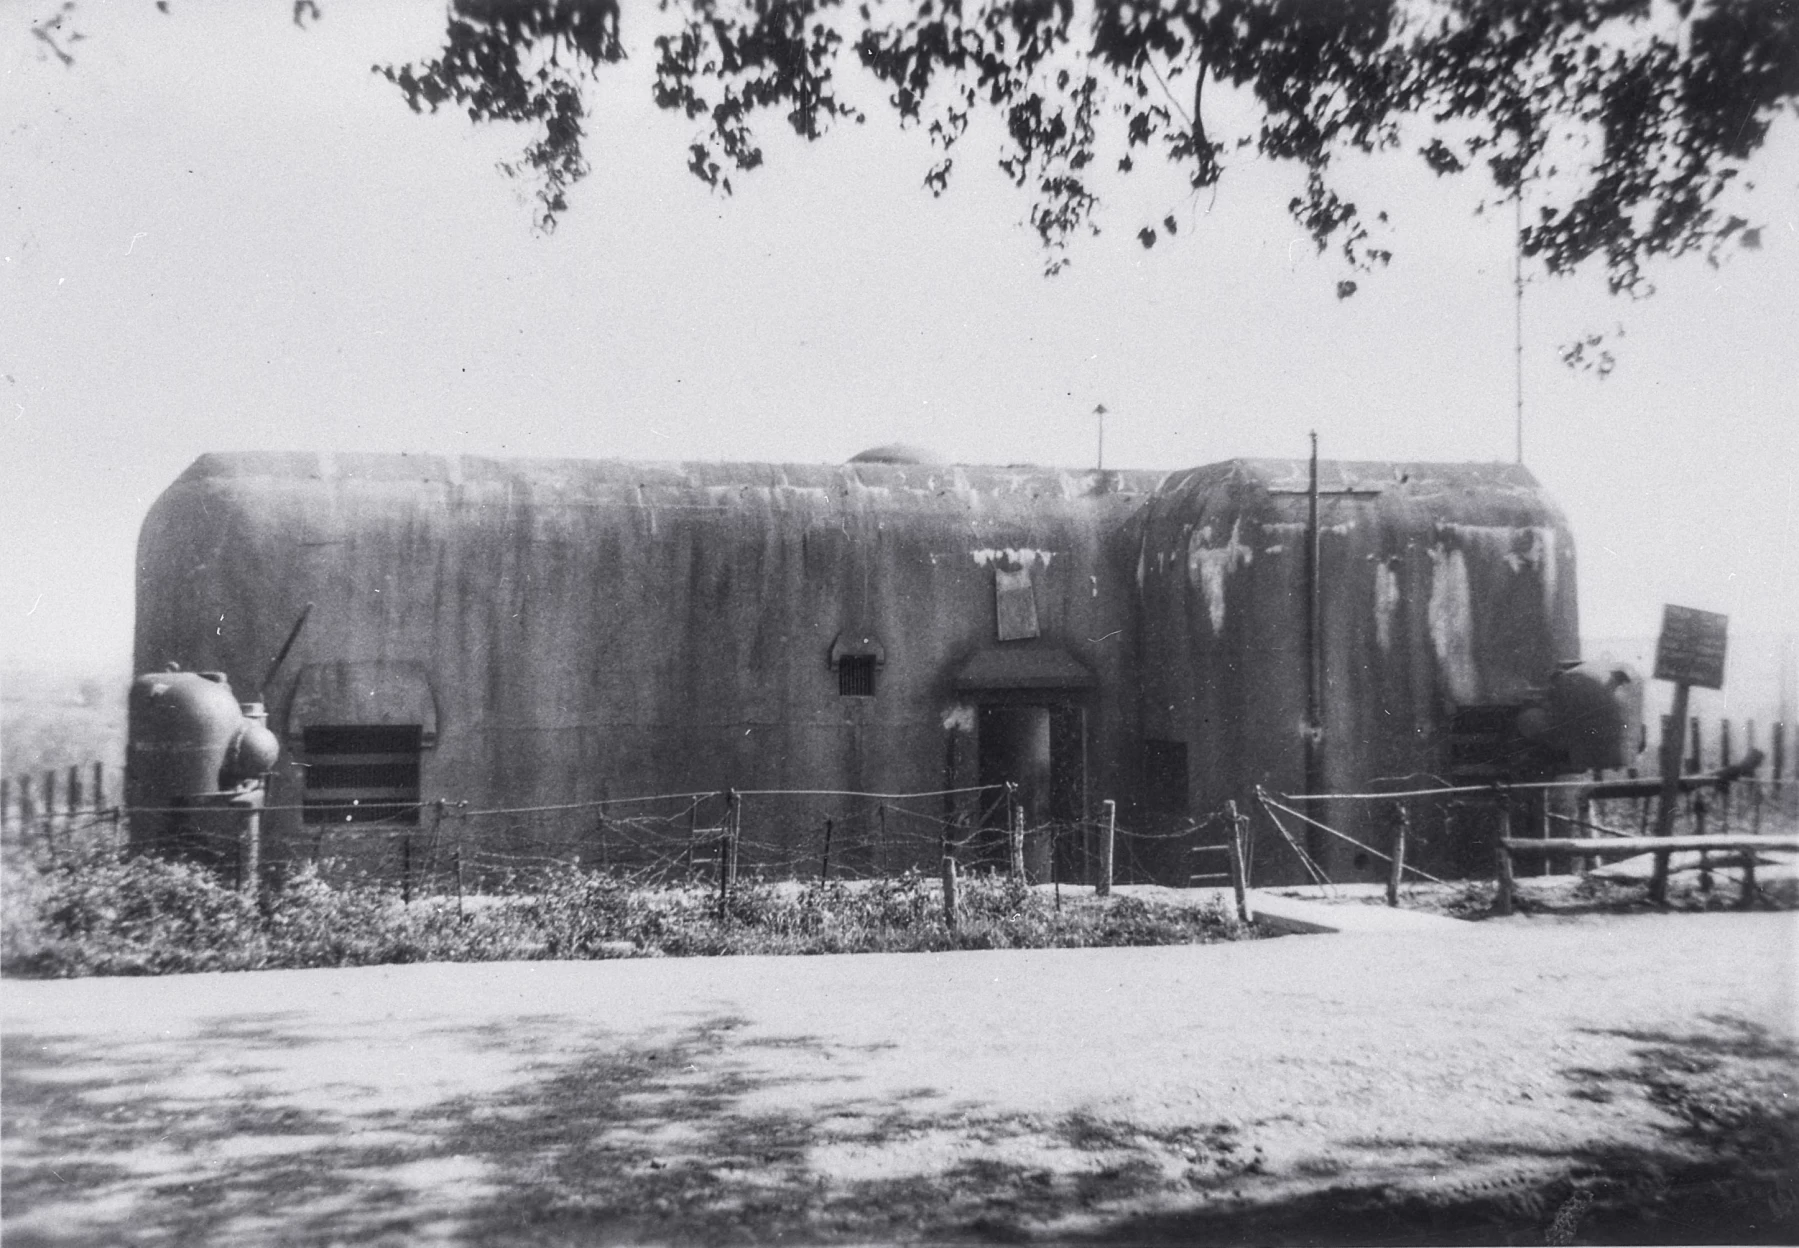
1495, 835, 1798, 915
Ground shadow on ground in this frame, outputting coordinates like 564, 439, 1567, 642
4, 1012, 1794, 1246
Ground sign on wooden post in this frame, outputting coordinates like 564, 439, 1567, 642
1653, 605, 1728, 689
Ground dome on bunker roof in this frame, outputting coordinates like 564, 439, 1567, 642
847, 443, 947, 466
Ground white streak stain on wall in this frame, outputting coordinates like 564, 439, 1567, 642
970, 548, 1057, 570
1428, 546, 1479, 703
1436, 522, 1559, 607
1374, 560, 1400, 653
1531, 526, 1558, 607
1187, 518, 1254, 634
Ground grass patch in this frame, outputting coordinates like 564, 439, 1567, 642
1, 837, 1261, 978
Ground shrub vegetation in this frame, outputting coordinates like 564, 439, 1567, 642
1, 836, 1258, 978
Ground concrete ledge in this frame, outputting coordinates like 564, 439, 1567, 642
1248, 890, 1472, 936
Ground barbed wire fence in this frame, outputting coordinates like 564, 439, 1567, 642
4, 715, 1794, 911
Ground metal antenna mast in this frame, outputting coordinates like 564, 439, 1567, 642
1514, 181, 1524, 465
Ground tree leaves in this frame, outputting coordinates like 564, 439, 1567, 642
373, 0, 1796, 285
375, 1, 625, 231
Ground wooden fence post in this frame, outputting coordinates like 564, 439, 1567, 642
1225, 800, 1252, 923
1387, 804, 1409, 908
1096, 799, 1115, 896
42, 769, 57, 848
1749, 721, 1764, 838
1694, 793, 1712, 893
1, 778, 9, 837
718, 790, 738, 916
1737, 735, 1759, 908
1720, 720, 1734, 838
93, 760, 106, 811
239, 794, 261, 900
732, 790, 743, 889
1494, 797, 1516, 916
1010, 793, 1025, 881
67, 765, 82, 817
820, 817, 833, 883
941, 826, 959, 931
19, 775, 35, 841
1650, 684, 1693, 904
429, 799, 446, 895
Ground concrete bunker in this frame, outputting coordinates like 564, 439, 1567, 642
128, 450, 1629, 888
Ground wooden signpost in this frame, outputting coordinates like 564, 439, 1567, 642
1649, 605, 1728, 903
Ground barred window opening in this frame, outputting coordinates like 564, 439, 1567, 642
838, 655, 878, 697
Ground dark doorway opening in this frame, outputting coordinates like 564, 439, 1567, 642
976, 703, 1085, 879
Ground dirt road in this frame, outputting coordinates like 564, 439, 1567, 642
4, 911, 1795, 1245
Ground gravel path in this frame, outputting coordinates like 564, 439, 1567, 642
4, 911, 1795, 1245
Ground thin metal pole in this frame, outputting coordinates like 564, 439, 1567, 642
1304, 431, 1323, 859
1514, 179, 1524, 465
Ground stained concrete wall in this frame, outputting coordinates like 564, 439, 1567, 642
134, 453, 1161, 874
1135, 460, 1579, 884
134, 452, 1582, 886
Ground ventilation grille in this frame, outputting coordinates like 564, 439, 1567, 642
302, 725, 422, 825
838, 655, 877, 697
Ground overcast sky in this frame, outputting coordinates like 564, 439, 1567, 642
3, 0, 1795, 686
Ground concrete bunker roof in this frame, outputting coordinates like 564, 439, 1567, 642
168, 451, 1168, 512
163, 452, 1562, 535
